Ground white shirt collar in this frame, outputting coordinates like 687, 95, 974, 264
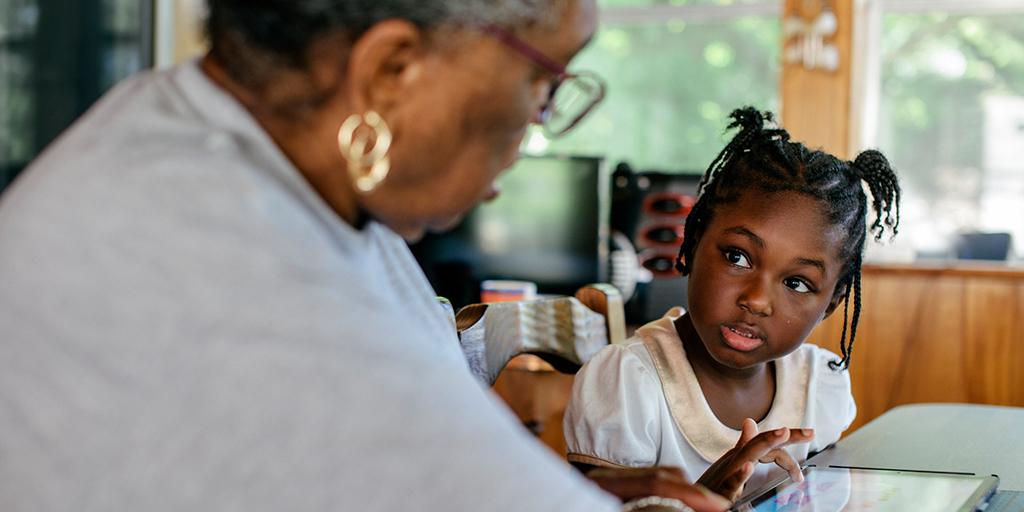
637, 314, 810, 463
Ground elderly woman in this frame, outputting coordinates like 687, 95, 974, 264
0, 1, 808, 511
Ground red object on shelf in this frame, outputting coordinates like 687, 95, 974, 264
640, 223, 686, 247
639, 250, 680, 278
643, 192, 696, 217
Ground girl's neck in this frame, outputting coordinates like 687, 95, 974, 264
675, 313, 776, 428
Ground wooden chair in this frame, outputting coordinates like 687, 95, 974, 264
451, 284, 627, 386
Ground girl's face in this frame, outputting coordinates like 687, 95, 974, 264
685, 189, 848, 370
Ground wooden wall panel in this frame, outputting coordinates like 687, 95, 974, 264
780, 0, 855, 158
808, 266, 1024, 433
963, 279, 1024, 405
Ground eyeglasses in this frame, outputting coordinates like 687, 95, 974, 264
484, 25, 606, 138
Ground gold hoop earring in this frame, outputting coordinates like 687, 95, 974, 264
338, 111, 392, 193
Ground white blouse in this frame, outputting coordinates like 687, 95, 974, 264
564, 312, 857, 494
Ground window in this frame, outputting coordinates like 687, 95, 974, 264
866, 0, 1024, 258
0, 0, 152, 192
0, 0, 38, 182
524, 0, 782, 172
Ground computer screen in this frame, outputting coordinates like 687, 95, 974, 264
411, 155, 609, 309
739, 466, 997, 512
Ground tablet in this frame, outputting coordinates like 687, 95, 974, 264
732, 466, 999, 512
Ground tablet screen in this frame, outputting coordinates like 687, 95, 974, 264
738, 467, 995, 512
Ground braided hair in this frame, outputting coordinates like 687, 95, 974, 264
675, 107, 901, 371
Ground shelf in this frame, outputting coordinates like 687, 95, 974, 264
863, 262, 1024, 280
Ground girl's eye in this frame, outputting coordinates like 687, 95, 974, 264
724, 249, 751, 269
784, 277, 812, 294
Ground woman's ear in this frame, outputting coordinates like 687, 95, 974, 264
342, 19, 428, 119
823, 283, 849, 318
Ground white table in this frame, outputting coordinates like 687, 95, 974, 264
807, 403, 1024, 491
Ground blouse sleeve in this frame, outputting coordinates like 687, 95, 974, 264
563, 343, 665, 468
808, 346, 858, 452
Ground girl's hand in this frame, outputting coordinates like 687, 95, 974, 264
696, 418, 814, 502
586, 466, 733, 512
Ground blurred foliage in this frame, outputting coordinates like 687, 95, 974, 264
877, 12, 1024, 256
880, 12, 1024, 204
598, 0, 776, 6
533, 1, 781, 172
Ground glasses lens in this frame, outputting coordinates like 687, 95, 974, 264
543, 72, 605, 137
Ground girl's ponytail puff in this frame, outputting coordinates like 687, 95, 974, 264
852, 149, 901, 241
699, 107, 790, 194
725, 107, 791, 147
727, 106, 771, 134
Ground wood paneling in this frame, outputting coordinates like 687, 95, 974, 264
963, 279, 1024, 405
807, 265, 1024, 433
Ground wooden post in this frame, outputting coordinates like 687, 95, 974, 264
780, 0, 855, 159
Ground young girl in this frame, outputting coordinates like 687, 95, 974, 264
564, 107, 901, 496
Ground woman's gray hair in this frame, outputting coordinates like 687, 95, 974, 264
207, 0, 562, 88
437, 1, 562, 28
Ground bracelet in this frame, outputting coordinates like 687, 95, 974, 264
622, 496, 696, 512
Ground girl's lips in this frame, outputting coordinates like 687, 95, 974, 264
720, 324, 765, 352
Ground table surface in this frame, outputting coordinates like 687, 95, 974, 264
807, 403, 1024, 491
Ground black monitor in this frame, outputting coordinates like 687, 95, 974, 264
411, 155, 609, 309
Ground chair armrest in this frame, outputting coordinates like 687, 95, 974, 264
452, 283, 625, 386
574, 284, 626, 345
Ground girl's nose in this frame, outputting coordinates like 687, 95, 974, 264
738, 277, 773, 317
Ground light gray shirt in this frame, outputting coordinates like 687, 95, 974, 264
0, 60, 617, 512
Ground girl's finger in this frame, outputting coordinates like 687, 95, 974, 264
737, 418, 758, 447
722, 462, 755, 501
735, 428, 791, 464
775, 428, 814, 448
759, 448, 804, 482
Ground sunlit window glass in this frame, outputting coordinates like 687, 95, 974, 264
524, 0, 781, 172
878, 8, 1024, 258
